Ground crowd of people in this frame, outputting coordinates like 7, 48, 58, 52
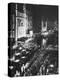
8, 28, 58, 77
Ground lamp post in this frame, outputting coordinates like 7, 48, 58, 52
15, 3, 18, 44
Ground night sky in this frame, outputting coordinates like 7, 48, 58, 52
31, 4, 58, 20
30, 4, 58, 32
